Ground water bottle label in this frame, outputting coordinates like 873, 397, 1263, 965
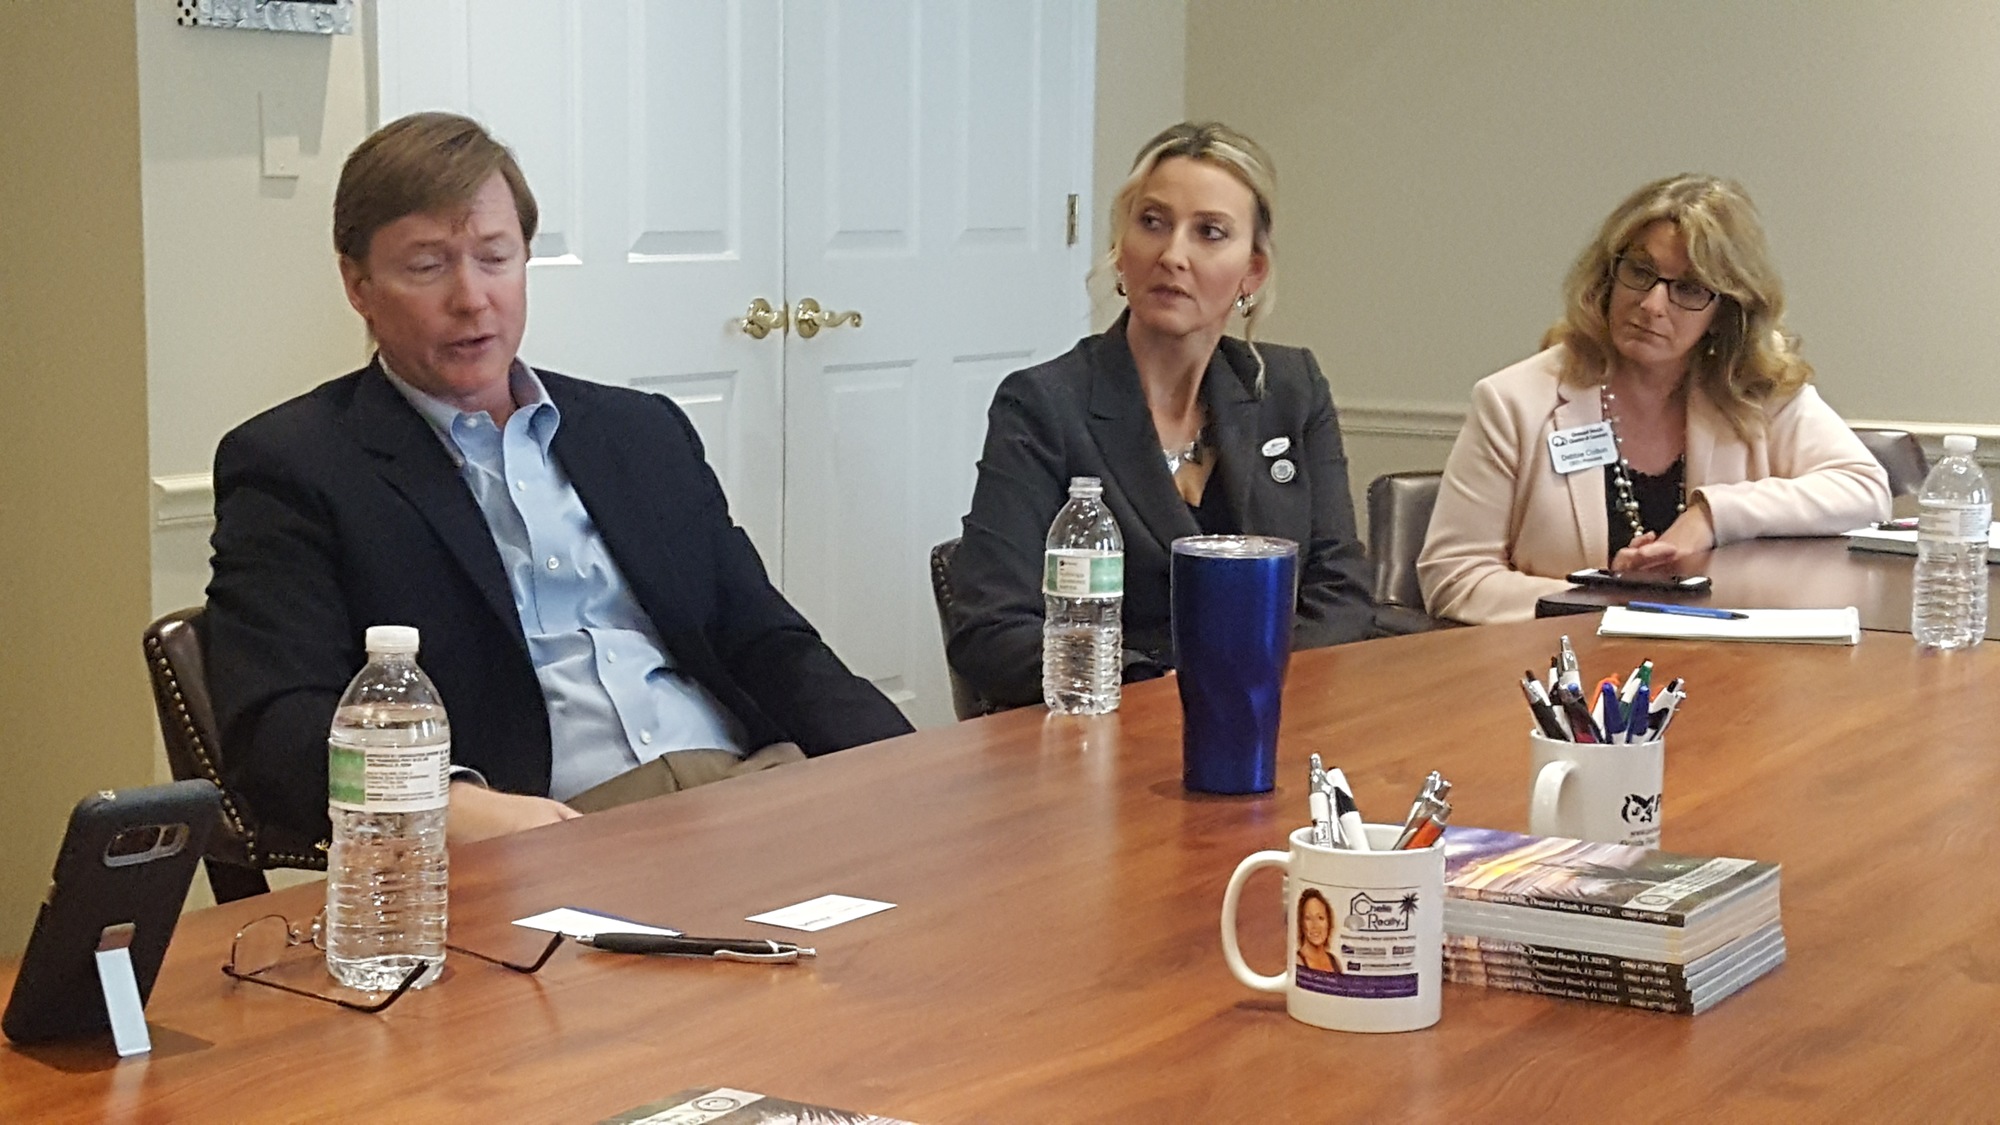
329, 738, 452, 812
1045, 550, 1123, 597
1920, 501, 1992, 543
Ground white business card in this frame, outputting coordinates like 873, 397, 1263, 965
512, 906, 681, 939
745, 894, 896, 933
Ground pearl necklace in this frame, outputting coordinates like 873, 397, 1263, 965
1600, 386, 1685, 540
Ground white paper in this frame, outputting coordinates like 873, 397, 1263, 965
512, 907, 680, 939
745, 894, 896, 933
1598, 605, 1861, 645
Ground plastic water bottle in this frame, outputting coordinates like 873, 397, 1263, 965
1912, 434, 1991, 649
325, 625, 450, 991
1043, 476, 1124, 714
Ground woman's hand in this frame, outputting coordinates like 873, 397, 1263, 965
1610, 501, 1716, 572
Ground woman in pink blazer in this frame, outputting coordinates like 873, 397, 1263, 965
1418, 175, 1891, 625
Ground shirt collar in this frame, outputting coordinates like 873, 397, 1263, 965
378, 353, 560, 463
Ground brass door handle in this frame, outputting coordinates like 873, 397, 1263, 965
793, 297, 862, 338
737, 298, 788, 339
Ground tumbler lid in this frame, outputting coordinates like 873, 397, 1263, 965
1170, 534, 1298, 558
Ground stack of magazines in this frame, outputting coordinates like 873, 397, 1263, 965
1440, 827, 1784, 1015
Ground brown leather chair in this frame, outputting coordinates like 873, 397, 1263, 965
143, 607, 325, 902
1366, 471, 1451, 635
928, 539, 1003, 721
1852, 428, 1929, 499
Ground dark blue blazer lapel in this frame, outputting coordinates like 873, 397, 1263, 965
541, 376, 708, 663
347, 362, 523, 644
1084, 327, 1200, 555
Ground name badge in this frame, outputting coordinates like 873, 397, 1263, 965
1546, 421, 1618, 475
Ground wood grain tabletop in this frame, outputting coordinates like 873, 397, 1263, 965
4, 616, 1996, 1123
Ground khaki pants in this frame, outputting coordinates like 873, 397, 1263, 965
562, 742, 807, 814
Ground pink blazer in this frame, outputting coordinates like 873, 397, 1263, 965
1417, 347, 1892, 625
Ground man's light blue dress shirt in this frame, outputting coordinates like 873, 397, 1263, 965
383, 359, 743, 801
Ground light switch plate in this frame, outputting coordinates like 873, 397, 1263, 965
260, 91, 301, 180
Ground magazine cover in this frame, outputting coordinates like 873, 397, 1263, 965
600, 1087, 918, 1125
1442, 826, 1778, 926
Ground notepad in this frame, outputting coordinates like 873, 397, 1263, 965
1845, 523, 2000, 559
1598, 605, 1861, 645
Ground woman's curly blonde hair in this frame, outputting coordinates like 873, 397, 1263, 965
1550, 174, 1812, 439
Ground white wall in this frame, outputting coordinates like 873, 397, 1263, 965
1092, 0, 1186, 328
138, 0, 374, 626
1187, 1, 2000, 512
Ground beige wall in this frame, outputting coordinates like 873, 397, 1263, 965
1092, 0, 1187, 328
0, 6, 156, 955
139, 0, 373, 624
1187, 0, 2000, 518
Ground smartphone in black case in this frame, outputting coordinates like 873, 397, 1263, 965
1565, 568, 1713, 592
3, 780, 220, 1044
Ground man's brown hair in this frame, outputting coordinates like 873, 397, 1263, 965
333, 112, 539, 266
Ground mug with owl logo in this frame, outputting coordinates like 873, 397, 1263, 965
1528, 731, 1665, 847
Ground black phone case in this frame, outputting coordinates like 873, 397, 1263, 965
2, 780, 220, 1043
1567, 568, 1711, 592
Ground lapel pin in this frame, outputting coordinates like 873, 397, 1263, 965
1270, 458, 1296, 484
1261, 436, 1291, 457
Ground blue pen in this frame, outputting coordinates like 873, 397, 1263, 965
1625, 683, 1649, 745
1628, 601, 1749, 621
1598, 681, 1623, 739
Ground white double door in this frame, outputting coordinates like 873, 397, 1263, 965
377, 0, 1096, 726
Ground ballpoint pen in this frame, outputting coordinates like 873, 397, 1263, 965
579, 934, 817, 963
1621, 659, 1652, 713
1625, 683, 1649, 745
1521, 674, 1570, 741
1596, 679, 1622, 738
1558, 635, 1582, 695
1554, 682, 1601, 743
1326, 768, 1370, 852
1393, 772, 1451, 848
1628, 601, 1749, 621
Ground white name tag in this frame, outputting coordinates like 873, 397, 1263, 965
1546, 421, 1618, 475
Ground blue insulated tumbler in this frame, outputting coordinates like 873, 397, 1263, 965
1171, 535, 1299, 794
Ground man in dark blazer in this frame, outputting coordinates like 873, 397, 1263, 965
207, 112, 910, 846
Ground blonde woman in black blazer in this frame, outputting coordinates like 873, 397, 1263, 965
947, 123, 1374, 710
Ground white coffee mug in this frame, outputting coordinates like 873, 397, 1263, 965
1528, 730, 1664, 847
1219, 825, 1443, 1033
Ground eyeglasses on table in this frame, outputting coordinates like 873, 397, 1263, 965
222, 911, 566, 1014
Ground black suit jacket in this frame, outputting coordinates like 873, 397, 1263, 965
946, 322, 1375, 708
206, 361, 913, 842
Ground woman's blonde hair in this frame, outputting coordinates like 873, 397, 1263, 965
1103, 121, 1277, 393
1550, 174, 1812, 438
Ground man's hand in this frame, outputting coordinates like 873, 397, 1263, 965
1610, 500, 1716, 573
447, 781, 581, 845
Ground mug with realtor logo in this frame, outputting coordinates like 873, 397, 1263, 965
1528, 731, 1664, 847
1219, 825, 1443, 1033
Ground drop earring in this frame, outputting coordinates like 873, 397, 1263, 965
1115, 274, 1127, 297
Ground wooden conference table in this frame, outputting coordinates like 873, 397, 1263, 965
7, 617, 2000, 1122
1536, 533, 2000, 639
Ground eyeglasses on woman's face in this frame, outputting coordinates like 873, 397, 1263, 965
1611, 255, 1719, 312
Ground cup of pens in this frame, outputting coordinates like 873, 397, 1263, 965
1519, 641, 1682, 847
1218, 762, 1448, 1033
